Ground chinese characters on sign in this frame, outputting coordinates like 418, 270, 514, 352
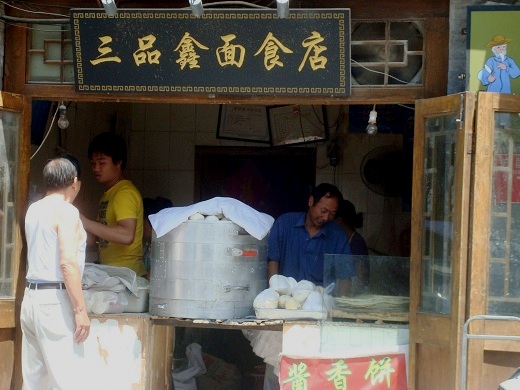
280, 354, 407, 390
71, 9, 350, 96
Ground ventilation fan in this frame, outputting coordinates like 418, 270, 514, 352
351, 21, 424, 86
360, 146, 406, 197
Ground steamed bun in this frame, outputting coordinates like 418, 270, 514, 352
269, 274, 292, 295
301, 290, 323, 311
253, 288, 280, 309
285, 297, 302, 310
292, 280, 315, 294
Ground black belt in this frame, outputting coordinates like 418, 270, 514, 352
26, 281, 66, 290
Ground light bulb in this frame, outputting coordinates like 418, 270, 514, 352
366, 106, 378, 135
57, 104, 69, 130
366, 123, 378, 135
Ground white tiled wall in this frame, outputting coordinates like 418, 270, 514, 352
29, 102, 411, 257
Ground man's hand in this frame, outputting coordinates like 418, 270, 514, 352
74, 310, 90, 344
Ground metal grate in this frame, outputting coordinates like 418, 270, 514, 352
27, 23, 74, 84
351, 20, 424, 87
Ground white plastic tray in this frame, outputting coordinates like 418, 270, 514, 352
255, 308, 326, 320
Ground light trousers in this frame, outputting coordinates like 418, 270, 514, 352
21, 288, 87, 390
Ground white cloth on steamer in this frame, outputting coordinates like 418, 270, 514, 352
149, 197, 275, 240
82, 263, 138, 296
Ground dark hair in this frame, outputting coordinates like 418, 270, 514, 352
143, 196, 173, 218
59, 153, 81, 179
87, 132, 127, 170
43, 157, 77, 188
310, 183, 343, 204
337, 199, 364, 229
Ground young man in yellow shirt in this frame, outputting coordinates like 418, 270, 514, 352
81, 132, 146, 276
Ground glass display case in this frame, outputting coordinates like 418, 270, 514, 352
0, 110, 21, 297
0, 92, 26, 333
409, 92, 520, 390
323, 254, 410, 323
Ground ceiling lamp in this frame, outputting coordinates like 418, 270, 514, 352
189, 0, 204, 17
101, 0, 117, 16
276, 0, 289, 18
57, 102, 69, 130
366, 105, 378, 135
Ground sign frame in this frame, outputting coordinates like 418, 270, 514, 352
71, 8, 351, 97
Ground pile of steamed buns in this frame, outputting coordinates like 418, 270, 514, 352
253, 274, 325, 311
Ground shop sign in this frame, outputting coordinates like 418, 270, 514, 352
70, 9, 350, 96
279, 354, 407, 390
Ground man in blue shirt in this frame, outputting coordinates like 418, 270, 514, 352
251, 183, 355, 389
268, 183, 355, 295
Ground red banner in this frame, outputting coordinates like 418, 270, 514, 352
279, 354, 407, 390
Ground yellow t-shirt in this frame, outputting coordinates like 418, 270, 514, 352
97, 180, 146, 276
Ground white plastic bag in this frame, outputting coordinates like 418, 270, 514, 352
172, 343, 207, 390
83, 290, 128, 314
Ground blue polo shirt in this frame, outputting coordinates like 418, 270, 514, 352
268, 212, 354, 285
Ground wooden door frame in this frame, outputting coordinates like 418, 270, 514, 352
0, 92, 30, 390
465, 92, 520, 390
408, 93, 475, 390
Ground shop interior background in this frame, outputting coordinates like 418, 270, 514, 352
29, 102, 413, 259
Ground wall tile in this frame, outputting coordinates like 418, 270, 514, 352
129, 131, 145, 170
196, 131, 219, 146
144, 131, 170, 170
144, 103, 170, 132
169, 170, 195, 206
128, 169, 144, 195
315, 172, 335, 186
142, 169, 171, 199
196, 104, 220, 133
339, 173, 367, 210
132, 103, 146, 131
171, 104, 196, 132
343, 134, 369, 174
169, 132, 195, 171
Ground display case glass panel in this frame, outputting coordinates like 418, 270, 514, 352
488, 110, 520, 315
0, 110, 20, 297
418, 114, 458, 315
324, 254, 410, 323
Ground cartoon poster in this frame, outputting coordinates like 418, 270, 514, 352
467, 6, 520, 95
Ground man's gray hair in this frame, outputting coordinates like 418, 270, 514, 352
43, 157, 77, 188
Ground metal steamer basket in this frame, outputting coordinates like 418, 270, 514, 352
149, 220, 268, 319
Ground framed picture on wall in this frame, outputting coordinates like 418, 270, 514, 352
268, 105, 328, 147
217, 105, 271, 143
466, 5, 520, 94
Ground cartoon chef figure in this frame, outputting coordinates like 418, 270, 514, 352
478, 35, 520, 127
478, 35, 520, 93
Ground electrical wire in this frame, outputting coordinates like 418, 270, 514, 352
30, 102, 59, 160
0, 0, 69, 17
351, 59, 412, 85
0, 20, 69, 32
0, 14, 68, 24
0, 0, 272, 25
